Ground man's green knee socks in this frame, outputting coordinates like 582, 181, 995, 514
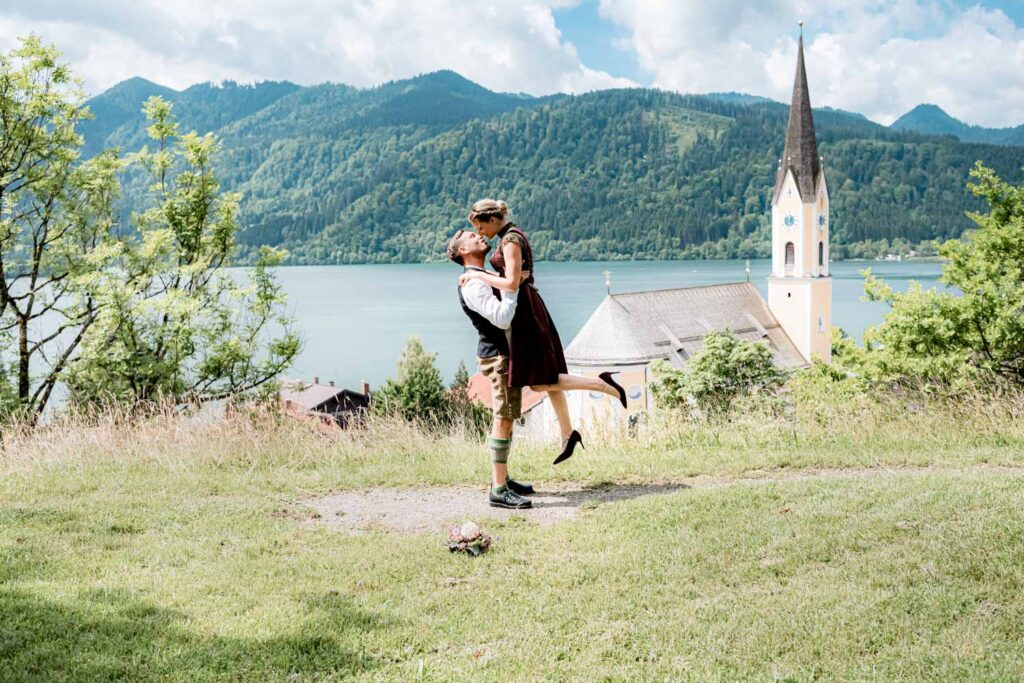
488, 436, 511, 464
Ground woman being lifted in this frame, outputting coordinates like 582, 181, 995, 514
459, 198, 626, 464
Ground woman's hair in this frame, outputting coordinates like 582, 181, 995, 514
468, 198, 510, 224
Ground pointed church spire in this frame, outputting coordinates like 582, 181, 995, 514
773, 26, 821, 203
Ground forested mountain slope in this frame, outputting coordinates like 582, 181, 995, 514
81, 72, 1024, 263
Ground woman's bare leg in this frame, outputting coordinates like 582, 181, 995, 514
530, 373, 617, 398
546, 390, 572, 441
532, 373, 621, 446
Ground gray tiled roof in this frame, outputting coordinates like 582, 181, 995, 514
773, 34, 822, 204
564, 281, 807, 369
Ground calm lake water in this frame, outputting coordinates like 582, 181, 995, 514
275, 259, 944, 391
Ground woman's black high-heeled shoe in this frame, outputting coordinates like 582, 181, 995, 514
553, 430, 583, 465
599, 371, 628, 409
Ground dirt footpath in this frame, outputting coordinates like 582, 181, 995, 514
304, 481, 689, 534
302, 464, 1024, 535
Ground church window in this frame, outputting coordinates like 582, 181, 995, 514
818, 315, 825, 334
784, 242, 795, 275
818, 241, 824, 267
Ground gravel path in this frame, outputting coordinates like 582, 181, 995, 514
302, 464, 1024, 535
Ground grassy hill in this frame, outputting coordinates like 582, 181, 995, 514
2, 392, 1023, 680
80, 73, 1024, 264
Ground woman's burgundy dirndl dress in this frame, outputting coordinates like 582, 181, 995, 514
490, 224, 567, 388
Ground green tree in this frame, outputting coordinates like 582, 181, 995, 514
447, 359, 489, 435
66, 97, 299, 408
861, 163, 1024, 387
371, 337, 451, 423
0, 36, 122, 421
651, 331, 783, 415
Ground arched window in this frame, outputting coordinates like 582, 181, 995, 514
784, 242, 795, 275
818, 241, 824, 267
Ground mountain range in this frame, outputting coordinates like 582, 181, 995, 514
890, 104, 1024, 147
79, 72, 1024, 264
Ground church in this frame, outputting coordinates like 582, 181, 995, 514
510, 29, 833, 438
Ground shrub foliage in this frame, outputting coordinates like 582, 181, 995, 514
651, 331, 784, 415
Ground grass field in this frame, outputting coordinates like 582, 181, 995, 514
2, 396, 1024, 681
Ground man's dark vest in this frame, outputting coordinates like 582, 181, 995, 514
458, 267, 509, 358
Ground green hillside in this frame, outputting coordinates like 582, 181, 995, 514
80, 73, 1024, 264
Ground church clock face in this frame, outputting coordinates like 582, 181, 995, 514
784, 213, 796, 228
817, 214, 827, 229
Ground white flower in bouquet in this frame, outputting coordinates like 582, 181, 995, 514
447, 520, 492, 555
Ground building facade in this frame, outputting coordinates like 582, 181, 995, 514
767, 31, 833, 364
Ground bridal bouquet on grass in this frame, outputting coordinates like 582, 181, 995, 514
448, 521, 493, 556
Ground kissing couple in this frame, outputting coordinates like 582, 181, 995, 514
447, 198, 627, 510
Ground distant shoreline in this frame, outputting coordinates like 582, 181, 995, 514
249, 255, 950, 268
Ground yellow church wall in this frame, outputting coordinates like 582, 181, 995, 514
809, 277, 832, 362
801, 202, 817, 275
768, 276, 832, 364
566, 364, 651, 428
769, 166, 831, 364
772, 171, 804, 277
768, 277, 812, 360
773, 173, 832, 278
814, 176, 829, 277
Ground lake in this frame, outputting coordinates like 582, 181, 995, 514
275, 259, 945, 391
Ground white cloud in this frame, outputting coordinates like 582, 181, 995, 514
2, 1, 1021, 127
0, 0, 634, 97
599, 0, 1024, 127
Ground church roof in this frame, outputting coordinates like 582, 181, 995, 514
773, 33, 822, 204
564, 281, 806, 369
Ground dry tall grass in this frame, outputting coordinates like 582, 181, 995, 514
3, 384, 1023, 485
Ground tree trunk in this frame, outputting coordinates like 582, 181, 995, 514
18, 317, 29, 404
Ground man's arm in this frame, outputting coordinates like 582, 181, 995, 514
461, 279, 518, 329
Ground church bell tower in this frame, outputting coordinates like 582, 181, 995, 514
768, 25, 832, 364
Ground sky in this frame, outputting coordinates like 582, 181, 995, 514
1, 0, 1022, 127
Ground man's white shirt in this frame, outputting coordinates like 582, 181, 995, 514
461, 267, 517, 329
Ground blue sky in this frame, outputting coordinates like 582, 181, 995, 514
955, 0, 1023, 23
555, 1, 645, 83
1, 1, 1022, 126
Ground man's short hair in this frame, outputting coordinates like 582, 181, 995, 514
446, 229, 468, 265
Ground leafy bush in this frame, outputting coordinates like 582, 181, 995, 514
860, 163, 1024, 390
372, 342, 490, 433
650, 330, 785, 416
784, 357, 878, 426
371, 337, 448, 422
447, 360, 491, 436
